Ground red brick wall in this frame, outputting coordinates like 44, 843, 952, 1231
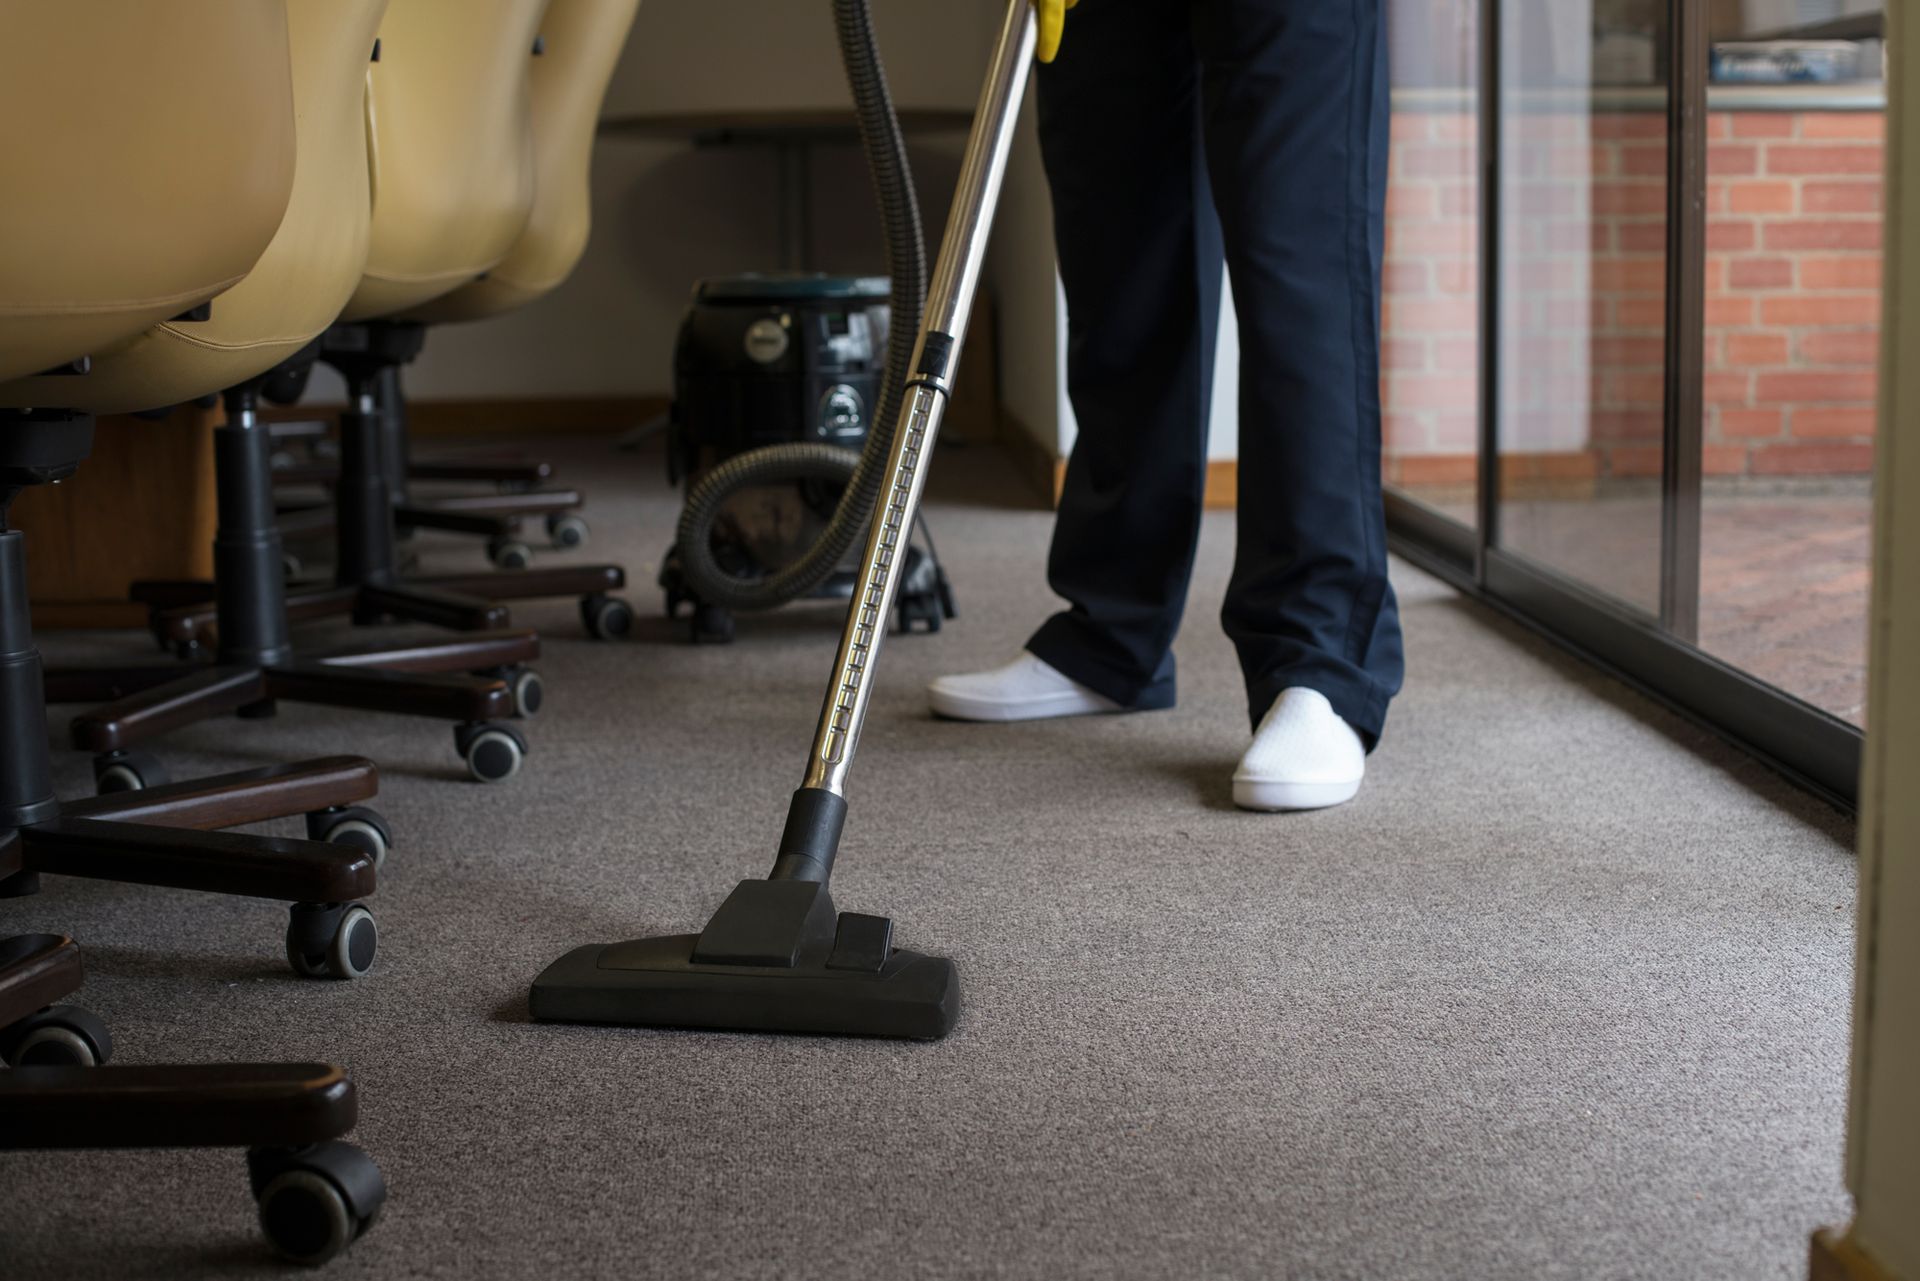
1382, 107, 1884, 492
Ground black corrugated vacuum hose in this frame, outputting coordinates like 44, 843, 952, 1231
670, 0, 928, 612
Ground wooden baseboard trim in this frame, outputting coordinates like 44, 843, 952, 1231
1201, 459, 1237, 509
1811, 1226, 1903, 1281
993, 412, 1065, 507
261, 394, 667, 438
987, 426, 1620, 513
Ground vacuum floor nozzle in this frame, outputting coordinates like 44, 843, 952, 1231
529, 877, 959, 1040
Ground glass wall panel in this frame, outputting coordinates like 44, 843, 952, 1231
1695, 2, 1884, 725
1495, 0, 1670, 615
1378, 0, 1874, 805
1383, 0, 1481, 526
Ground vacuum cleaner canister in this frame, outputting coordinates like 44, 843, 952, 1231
671, 273, 892, 465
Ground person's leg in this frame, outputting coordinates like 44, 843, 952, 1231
1021, 0, 1224, 711
1193, 0, 1403, 747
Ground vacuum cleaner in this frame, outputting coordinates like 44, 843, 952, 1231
659, 274, 954, 644
529, 0, 1037, 1039
652, 1, 958, 646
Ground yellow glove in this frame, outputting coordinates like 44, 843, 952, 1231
1034, 0, 1077, 63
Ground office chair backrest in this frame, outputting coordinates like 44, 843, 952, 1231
339, 0, 553, 322
405, 0, 642, 324
0, 0, 391, 412
0, 0, 297, 385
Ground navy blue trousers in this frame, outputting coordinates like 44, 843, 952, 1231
1024, 0, 1404, 747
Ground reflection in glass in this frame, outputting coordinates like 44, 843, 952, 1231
1695, 2, 1884, 724
1495, 0, 1670, 615
1382, 0, 1480, 526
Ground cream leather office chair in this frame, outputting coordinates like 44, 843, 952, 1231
384, 0, 643, 568
344, 0, 551, 321
165, 0, 635, 642
223, 0, 621, 643
411, 0, 643, 324
2, 0, 386, 977
304, 0, 637, 640
3, 1, 369, 408
8, 0, 537, 786
0, 1, 383, 1261
0, 2, 292, 382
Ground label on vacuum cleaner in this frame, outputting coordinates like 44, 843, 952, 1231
744, 316, 791, 364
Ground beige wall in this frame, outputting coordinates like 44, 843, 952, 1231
1843, 2, 1919, 1276
982, 88, 1066, 457
312, 0, 1003, 403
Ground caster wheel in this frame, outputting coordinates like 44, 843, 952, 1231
456, 721, 527, 783
488, 536, 534, 570
659, 576, 688, 619
657, 548, 687, 617
306, 806, 392, 870
894, 547, 948, 635
580, 592, 634, 641
506, 666, 544, 718
250, 1142, 387, 1266
94, 749, 170, 795
935, 568, 958, 621
285, 902, 377, 980
895, 591, 943, 635
0, 1004, 114, 1067
472, 665, 542, 718
690, 602, 735, 645
546, 512, 589, 549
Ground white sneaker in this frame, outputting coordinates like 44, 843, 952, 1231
927, 651, 1123, 722
1232, 687, 1365, 812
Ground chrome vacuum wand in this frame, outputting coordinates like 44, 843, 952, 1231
779, 0, 1037, 877
529, 0, 1036, 1039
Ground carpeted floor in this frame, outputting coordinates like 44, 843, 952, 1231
1, 436, 1857, 1280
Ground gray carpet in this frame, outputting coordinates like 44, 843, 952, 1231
1, 437, 1857, 1280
